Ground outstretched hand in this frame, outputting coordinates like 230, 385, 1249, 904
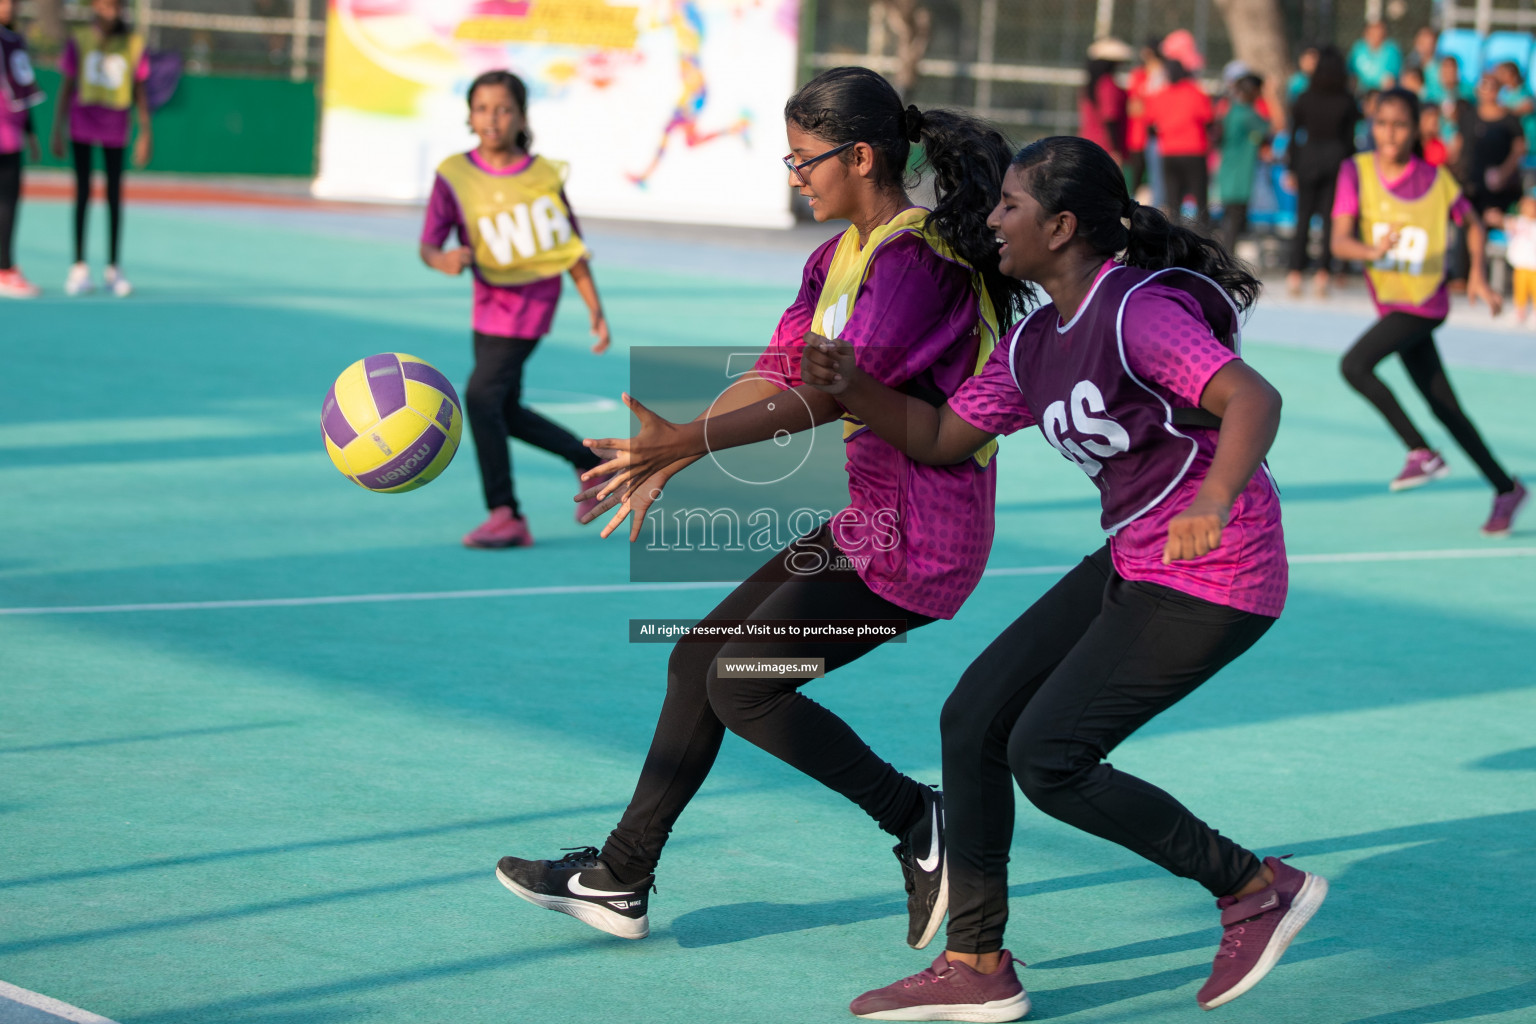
800, 331, 856, 394
581, 393, 691, 506
1468, 275, 1504, 317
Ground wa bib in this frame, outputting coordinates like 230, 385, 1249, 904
436, 153, 590, 287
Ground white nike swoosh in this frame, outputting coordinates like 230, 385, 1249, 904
568, 872, 634, 898
916, 800, 942, 873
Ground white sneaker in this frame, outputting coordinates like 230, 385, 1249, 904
64, 262, 94, 296
104, 265, 133, 297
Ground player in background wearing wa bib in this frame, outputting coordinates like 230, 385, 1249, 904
805, 136, 1325, 1020
49, 0, 150, 298
0, 0, 42, 298
494, 67, 1030, 951
420, 70, 611, 549
1331, 88, 1526, 536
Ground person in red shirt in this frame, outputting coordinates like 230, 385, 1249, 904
1145, 60, 1214, 225
1124, 40, 1166, 196
1079, 37, 1132, 162
1420, 104, 1447, 165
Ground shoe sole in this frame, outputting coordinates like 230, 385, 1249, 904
1389, 465, 1450, 491
911, 855, 949, 950
1198, 872, 1329, 1010
494, 866, 648, 940
855, 992, 1031, 1022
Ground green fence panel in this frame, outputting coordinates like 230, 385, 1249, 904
27, 69, 318, 177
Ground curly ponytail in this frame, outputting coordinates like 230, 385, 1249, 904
1012, 136, 1261, 313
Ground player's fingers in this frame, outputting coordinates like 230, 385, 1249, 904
599, 502, 633, 540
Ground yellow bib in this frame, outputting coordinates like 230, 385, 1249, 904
72, 26, 142, 111
813, 207, 1000, 467
435, 153, 590, 286
1354, 152, 1460, 306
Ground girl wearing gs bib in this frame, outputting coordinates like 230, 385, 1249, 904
493, 67, 1028, 952
50, 0, 151, 298
0, 0, 43, 298
1330, 87, 1526, 536
805, 137, 1325, 1020
420, 70, 611, 549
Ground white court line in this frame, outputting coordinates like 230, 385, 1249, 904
0, 547, 1531, 617
0, 981, 120, 1024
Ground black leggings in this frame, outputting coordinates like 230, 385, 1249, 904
1219, 201, 1248, 255
1341, 312, 1515, 493
1160, 154, 1209, 227
72, 142, 125, 265
943, 547, 1273, 954
1288, 170, 1338, 274
0, 151, 19, 271
466, 331, 602, 515
601, 525, 935, 886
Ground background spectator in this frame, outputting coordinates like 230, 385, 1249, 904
1405, 26, 1439, 75
1124, 39, 1167, 199
1494, 62, 1536, 154
1450, 74, 1526, 226
1145, 57, 1214, 226
1288, 45, 1358, 296
1421, 104, 1448, 165
1217, 73, 1268, 252
1506, 193, 1536, 323
1349, 19, 1402, 91
1080, 37, 1132, 163
1402, 65, 1427, 99
1426, 54, 1472, 107
1289, 46, 1319, 102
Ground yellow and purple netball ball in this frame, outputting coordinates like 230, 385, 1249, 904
322, 353, 462, 493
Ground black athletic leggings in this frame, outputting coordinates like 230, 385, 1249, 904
465, 331, 602, 515
601, 524, 935, 886
1288, 170, 1338, 274
72, 142, 125, 265
943, 546, 1273, 955
1160, 154, 1209, 227
1341, 312, 1515, 493
0, 151, 19, 271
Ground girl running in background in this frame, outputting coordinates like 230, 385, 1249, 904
420, 69, 610, 549
50, 0, 151, 298
494, 67, 1027, 951
1331, 88, 1526, 536
803, 136, 1325, 1020
0, 0, 43, 298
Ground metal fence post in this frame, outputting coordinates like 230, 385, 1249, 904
292, 0, 311, 82
977, 0, 998, 111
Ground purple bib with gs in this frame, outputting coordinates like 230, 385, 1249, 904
1005, 264, 1241, 534
0, 28, 42, 113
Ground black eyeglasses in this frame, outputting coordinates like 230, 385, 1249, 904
782, 141, 857, 182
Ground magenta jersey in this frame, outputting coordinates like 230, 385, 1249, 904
421, 150, 578, 339
1333, 155, 1475, 320
754, 229, 997, 620
950, 260, 1287, 618
59, 35, 149, 148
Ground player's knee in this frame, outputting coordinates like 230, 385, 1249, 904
705, 668, 780, 733
1007, 727, 1085, 812
940, 673, 991, 748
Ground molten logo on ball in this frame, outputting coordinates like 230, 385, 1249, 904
322, 353, 463, 493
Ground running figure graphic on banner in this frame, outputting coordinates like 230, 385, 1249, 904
628, 0, 750, 187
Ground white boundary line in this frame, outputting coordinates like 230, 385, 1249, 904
0, 981, 120, 1024
0, 547, 1531, 617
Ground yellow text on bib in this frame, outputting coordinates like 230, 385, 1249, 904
813, 207, 1000, 467
436, 154, 590, 286
1355, 152, 1460, 307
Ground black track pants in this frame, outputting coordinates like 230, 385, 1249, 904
72, 142, 124, 265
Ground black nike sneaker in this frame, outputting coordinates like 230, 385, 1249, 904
495, 846, 652, 940
893, 787, 947, 949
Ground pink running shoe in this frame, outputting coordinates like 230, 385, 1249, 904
1482, 479, 1528, 537
1197, 856, 1328, 1010
1389, 448, 1449, 491
0, 267, 41, 299
462, 507, 533, 549
849, 952, 1031, 1022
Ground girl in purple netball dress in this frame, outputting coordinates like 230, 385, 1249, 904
804, 136, 1325, 1020
493, 67, 1028, 952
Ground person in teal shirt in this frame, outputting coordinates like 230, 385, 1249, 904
1217, 74, 1268, 252
1494, 61, 1536, 150
1349, 20, 1403, 90
1288, 46, 1319, 101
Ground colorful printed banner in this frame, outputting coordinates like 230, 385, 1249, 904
315, 0, 800, 227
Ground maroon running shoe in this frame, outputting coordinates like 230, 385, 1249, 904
849, 951, 1031, 1021
463, 507, 534, 549
1482, 479, 1528, 537
1197, 856, 1328, 1010
1389, 448, 1449, 491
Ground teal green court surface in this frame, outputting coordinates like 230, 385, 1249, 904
2, 197, 1534, 1024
